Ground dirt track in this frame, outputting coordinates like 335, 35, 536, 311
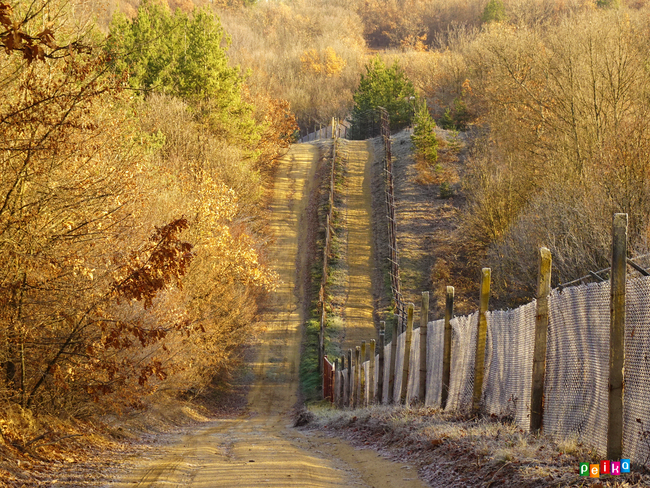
109, 143, 428, 488
340, 140, 377, 350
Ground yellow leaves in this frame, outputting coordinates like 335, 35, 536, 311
300, 47, 346, 78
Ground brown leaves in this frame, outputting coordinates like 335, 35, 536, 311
113, 218, 194, 309
0, 3, 59, 63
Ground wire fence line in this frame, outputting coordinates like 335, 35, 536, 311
299, 118, 350, 143
324, 213, 650, 468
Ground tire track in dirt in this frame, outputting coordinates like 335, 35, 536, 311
107, 142, 428, 488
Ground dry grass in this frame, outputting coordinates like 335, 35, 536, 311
303, 405, 650, 487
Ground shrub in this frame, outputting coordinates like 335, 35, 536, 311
411, 101, 439, 165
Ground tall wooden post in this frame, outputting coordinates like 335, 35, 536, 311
419, 292, 429, 402
378, 322, 385, 403
360, 341, 367, 406
441, 286, 454, 409
608, 213, 627, 460
472, 268, 491, 413
530, 248, 552, 433
389, 319, 398, 403
348, 349, 353, 408
401, 303, 414, 404
369, 339, 376, 404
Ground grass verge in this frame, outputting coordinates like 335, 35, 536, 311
299, 140, 346, 402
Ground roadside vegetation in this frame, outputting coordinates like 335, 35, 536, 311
0, 0, 294, 478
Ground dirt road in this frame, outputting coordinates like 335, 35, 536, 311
340, 140, 377, 351
109, 143, 428, 488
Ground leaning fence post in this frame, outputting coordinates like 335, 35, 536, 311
369, 339, 376, 404
530, 248, 552, 433
608, 213, 627, 460
389, 319, 398, 403
441, 286, 454, 409
378, 322, 385, 403
472, 268, 491, 413
419, 292, 429, 402
401, 303, 414, 404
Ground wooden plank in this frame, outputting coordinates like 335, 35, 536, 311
608, 213, 627, 460
348, 349, 353, 408
360, 341, 367, 407
369, 339, 376, 404
530, 247, 552, 432
389, 320, 398, 403
401, 303, 414, 404
472, 269, 491, 414
355, 346, 361, 408
378, 322, 385, 404
441, 286, 454, 409
419, 292, 429, 403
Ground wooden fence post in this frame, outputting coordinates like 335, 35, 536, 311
419, 292, 429, 402
530, 247, 552, 433
369, 339, 376, 405
472, 268, 491, 413
348, 349, 353, 408
608, 213, 627, 460
378, 322, 385, 403
441, 286, 454, 409
389, 319, 398, 403
360, 341, 367, 407
401, 303, 414, 404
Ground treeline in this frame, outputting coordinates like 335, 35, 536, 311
0, 0, 294, 434
102, 0, 650, 310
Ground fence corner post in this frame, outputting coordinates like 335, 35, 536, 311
472, 268, 491, 414
608, 213, 627, 460
530, 247, 552, 433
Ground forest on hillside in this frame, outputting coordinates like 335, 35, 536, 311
3, 0, 650, 467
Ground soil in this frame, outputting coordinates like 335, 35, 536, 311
337, 139, 378, 350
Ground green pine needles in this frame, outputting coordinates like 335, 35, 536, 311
411, 101, 438, 165
349, 56, 416, 140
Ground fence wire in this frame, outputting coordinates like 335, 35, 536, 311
338, 272, 650, 466
483, 302, 537, 430
545, 281, 611, 456
425, 319, 445, 408
445, 312, 478, 413
624, 276, 650, 465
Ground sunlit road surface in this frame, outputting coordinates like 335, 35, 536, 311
109, 143, 429, 488
341, 140, 377, 351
